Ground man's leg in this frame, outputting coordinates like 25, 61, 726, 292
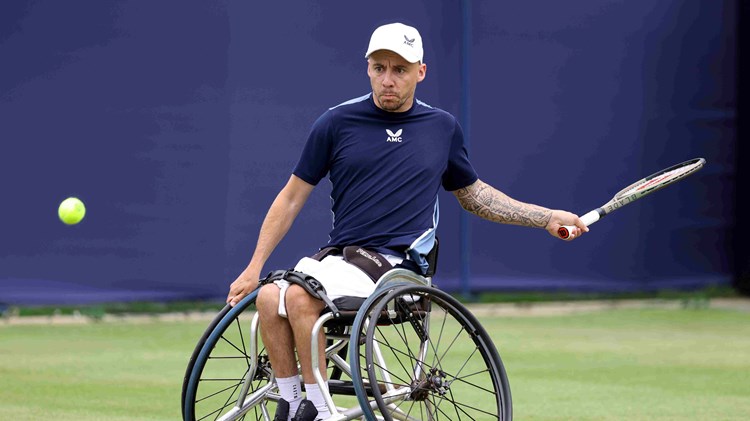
281, 254, 395, 419
257, 283, 300, 375
284, 285, 327, 381
256, 284, 303, 419
285, 285, 330, 420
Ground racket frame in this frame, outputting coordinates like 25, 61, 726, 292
558, 157, 705, 239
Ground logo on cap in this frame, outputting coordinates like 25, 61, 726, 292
404, 35, 415, 48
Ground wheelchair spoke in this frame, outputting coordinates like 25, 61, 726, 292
218, 331, 251, 362
373, 327, 425, 384
232, 316, 251, 367
195, 375, 246, 403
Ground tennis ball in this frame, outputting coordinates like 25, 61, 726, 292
58, 197, 86, 225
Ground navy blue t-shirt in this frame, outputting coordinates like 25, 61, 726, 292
293, 93, 478, 270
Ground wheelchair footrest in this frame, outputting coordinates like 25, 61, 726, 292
326, 379, 384, 397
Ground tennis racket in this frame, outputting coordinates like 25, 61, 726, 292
558, 157, 706, 239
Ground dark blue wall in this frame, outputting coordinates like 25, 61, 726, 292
0, 0, 737, 305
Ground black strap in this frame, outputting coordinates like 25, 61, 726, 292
394, 259, 422, 274
310, 246, 395, 283
342, 246, 393, 282
311, 246, 340, 261
260, 269, 341, 318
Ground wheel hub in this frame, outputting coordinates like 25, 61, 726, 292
409, 368, 448, 400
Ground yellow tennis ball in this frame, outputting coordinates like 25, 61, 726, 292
58, 197, 86, 225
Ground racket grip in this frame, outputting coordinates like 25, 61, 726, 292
557, 210, 601, 239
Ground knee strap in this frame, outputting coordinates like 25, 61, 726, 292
260, 270, 342, 318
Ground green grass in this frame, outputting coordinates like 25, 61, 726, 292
1, 306, 749, 420
0, 320, 208, 420
490, 308, 750, 420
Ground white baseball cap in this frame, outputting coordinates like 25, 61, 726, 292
365, 22, 424, 63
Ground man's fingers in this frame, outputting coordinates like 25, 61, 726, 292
227, 289, 249, 307
226, 287, 237, 304
227, 292, 239, 306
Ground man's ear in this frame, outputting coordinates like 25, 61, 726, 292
417, 63, 427, 82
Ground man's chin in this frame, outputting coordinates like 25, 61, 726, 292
378, 98, 402, 111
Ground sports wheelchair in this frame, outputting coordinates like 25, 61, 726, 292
182, 244, 512, 420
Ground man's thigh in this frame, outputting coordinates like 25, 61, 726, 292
293, 255, 376, 300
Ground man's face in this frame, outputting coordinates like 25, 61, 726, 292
367, 50, 426, 112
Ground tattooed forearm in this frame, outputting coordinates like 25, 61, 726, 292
453, 180, 552, 228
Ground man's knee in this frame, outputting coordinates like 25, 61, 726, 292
285, 285, 324, 315
256, 283, 280, 315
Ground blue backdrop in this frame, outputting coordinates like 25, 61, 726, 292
0, 0, 737, 305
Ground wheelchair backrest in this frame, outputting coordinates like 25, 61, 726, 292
424, 237, 439, 277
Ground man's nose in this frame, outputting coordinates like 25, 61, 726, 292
382, 70, 395, 86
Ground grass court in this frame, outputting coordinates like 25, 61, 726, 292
1, 302, 748, 420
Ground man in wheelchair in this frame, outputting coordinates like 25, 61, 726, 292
226, 22, 587, 421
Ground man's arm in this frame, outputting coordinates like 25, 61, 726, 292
227, 175, 315, 306
452, 179, 588, 239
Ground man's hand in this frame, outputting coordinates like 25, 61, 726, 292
226, 269, 261, 307
545, 210, 589, 240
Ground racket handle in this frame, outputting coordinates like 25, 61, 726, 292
557, 210, 601, 239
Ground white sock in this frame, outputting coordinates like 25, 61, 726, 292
304, 383, 331, 419
277, 376, 302, 419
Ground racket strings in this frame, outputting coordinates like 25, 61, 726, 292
618, 162, 702, 198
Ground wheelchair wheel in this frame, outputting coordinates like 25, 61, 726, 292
182, 290, 278, 421
350, 285, 512, 421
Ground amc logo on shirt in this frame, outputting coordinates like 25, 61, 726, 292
386, 129, 403, 142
